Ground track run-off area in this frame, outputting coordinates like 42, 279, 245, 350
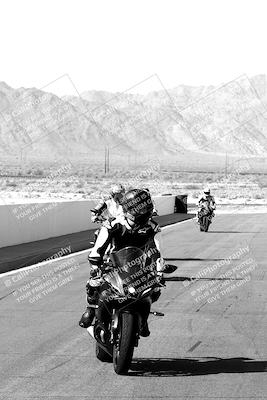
0, 213, 267, 400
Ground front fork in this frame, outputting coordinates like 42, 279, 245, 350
110, 309, 119, 343
111, 309, 140, 347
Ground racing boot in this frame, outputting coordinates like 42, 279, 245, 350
139, 297, 151, 337
79, 279, 99, 328
140, 320, 150, 337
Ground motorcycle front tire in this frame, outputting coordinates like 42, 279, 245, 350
204, 216, 210, 232
113, 312, 136, 375
199, 217, 205, 231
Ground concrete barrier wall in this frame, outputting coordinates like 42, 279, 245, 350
153, 196, 175, 216
0, 196, 176, 249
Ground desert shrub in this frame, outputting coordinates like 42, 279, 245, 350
6, 181, 17, 187
35, 168, 44, 176
76, 181, 84, 189
257, 177, 267, 188
254, 193, 264, 199
184, 184, 200, 190
216, 174, 225, 182
90, 185, 100, 192
165, 173, 175, 180
228, 193, 239, 200
216, 190, 227, 198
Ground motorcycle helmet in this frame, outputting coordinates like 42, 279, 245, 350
204, 187, 210, 195
110, 184, 125, 203
122, 189, 153, 228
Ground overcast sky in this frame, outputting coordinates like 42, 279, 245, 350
0, 0, 267, 96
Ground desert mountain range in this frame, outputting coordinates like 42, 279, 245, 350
0, 75, 267, 165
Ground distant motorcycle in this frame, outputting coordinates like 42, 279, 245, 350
198, 203, 214, 232
86, 245, 176, 375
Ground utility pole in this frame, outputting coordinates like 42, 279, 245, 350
104, 146, 110, 174
107, 146, 109, 173
104, 147, 107, 174
225, 151, 228, 178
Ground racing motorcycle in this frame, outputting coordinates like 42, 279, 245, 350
198, 202, 214, 232
86, 245, 176, 375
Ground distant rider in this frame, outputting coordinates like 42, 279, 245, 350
79, 189, 164, 337
90, 184, 125, 226
197, 187, 216, 220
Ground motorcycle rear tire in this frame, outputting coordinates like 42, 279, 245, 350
113, 312, 136, 375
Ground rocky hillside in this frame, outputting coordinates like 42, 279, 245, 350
0, 75, 267, 164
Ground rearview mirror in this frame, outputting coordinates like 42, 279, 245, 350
163, 264, 177, 274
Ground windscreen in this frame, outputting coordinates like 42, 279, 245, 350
109, 246, 157, 297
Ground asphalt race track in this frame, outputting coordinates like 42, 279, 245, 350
0, 213, 267, 399
0, 213, 194, 274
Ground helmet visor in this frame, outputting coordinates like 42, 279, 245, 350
126, 211, 151, 227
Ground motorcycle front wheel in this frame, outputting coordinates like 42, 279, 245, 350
113, 312, 136, 375
203, 216, 210, 232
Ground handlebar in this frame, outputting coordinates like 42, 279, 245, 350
90, 209, 106, 223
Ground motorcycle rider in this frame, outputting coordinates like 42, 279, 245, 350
91, 184, 125, 225
79, 189, 163, 337
90, 184, 125, 245
197, 187, 216, 220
